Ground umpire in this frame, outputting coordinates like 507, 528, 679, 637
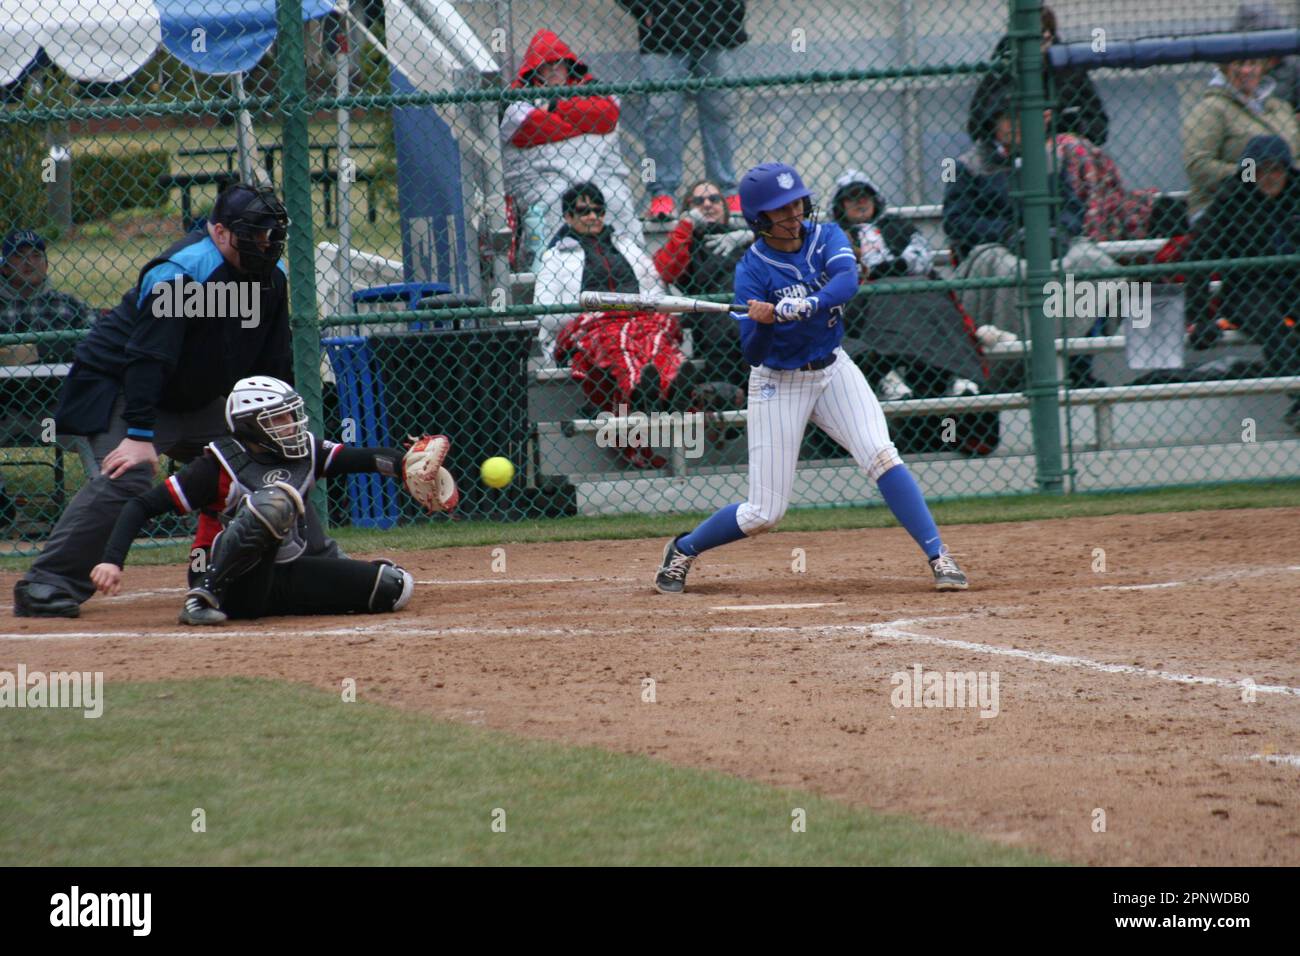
14, 182, 333, 618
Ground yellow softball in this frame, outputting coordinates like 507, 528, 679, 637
481, 457, 515, 489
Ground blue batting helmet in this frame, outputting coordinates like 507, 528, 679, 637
738, 163, 812, 231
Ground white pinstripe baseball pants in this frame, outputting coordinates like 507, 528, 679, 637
736, 348, 903, 535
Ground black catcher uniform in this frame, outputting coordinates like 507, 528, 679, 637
100, 377, 414, 625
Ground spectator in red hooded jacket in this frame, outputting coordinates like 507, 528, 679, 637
500, 30, 645, 266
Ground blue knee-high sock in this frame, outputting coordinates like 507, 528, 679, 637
677, 503, 745, 556
877, 465, 943, 560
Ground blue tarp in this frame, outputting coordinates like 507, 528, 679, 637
158, 0, 337, 76
2, 0, 336, 86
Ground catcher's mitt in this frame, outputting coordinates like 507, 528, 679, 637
403, 434, 459, 513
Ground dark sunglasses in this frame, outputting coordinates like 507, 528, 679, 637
690, 193, 725, 207
571, 205, 605, 216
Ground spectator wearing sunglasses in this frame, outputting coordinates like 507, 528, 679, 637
652, 180, 753, 393
535, 183, 694, 467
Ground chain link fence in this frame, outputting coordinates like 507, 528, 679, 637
1, 0, 1298, 553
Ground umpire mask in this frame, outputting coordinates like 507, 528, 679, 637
214, 184, 289, 280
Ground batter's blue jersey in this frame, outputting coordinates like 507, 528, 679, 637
732, 221, 859, 369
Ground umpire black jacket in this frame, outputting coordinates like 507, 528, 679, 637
57, 227, 292, 438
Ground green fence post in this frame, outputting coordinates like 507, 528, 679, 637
1012, 0, 1065, 493
276, 0, 327, 517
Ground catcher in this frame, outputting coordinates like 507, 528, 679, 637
89, 376, 457, 625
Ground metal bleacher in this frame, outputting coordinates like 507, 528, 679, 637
319, 182, 1295, 515
508, 194, 1300, 510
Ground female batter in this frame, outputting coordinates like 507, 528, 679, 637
653, 163, 969, 593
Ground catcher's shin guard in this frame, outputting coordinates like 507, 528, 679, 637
191, 485, 301, 609
369, 559, 415, 613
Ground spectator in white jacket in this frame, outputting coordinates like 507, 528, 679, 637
534, 185, 692, 468
500, 29, 645, 267
534, 183, 665, 366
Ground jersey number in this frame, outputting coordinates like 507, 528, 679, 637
827, 303, 843, 328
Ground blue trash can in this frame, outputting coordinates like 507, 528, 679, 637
352, 282, 453, 331
321, 335, 399, 529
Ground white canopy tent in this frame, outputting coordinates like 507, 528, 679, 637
4, 0, 504, 313
3, 0, 337, 201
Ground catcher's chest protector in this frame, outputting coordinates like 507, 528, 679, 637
208, 436, 320, 564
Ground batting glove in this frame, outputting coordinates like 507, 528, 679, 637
702, 229, 753, 257
774, 296, 817, 322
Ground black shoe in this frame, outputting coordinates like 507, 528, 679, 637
178, 588, 228, 626
13, 580, 81, 618
654, 535, 697, 594
630, 366, 660, 411
1066, 356, 1106, 389
1069, 372, 1107, 389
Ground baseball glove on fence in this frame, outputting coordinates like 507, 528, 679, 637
403, 435, 459, 513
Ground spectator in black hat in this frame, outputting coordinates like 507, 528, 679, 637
0, 230, 96, 529
1185, 134, 1300, 429
12, 183, 338, 618
0, 230, 95, 366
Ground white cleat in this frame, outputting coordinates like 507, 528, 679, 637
976, 324, 1019, 348
947, 377, 981, 397
878, 369, 914, 402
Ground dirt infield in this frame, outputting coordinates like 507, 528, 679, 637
3, 506, 1298, 866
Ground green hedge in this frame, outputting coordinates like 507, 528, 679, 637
72, 150, 171, 223
0, 114, 50, 236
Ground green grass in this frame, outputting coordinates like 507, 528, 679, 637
46, 201, 402, 310
46, 197, 401, 311
75, 117, 387, 159
0, 678, 1052, 866
3, 479, 1298, 570
0, 447, 91, 501
44, 116, 397, 309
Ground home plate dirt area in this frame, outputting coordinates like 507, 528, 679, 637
3, 507, 1298, 866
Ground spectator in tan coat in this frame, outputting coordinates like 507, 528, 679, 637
1182, 58, 1300, 221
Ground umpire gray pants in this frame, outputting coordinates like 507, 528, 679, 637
24, 394, 338, 604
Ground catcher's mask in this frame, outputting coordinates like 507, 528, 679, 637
213, 184, 289, 280
225, 376, 310, 459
